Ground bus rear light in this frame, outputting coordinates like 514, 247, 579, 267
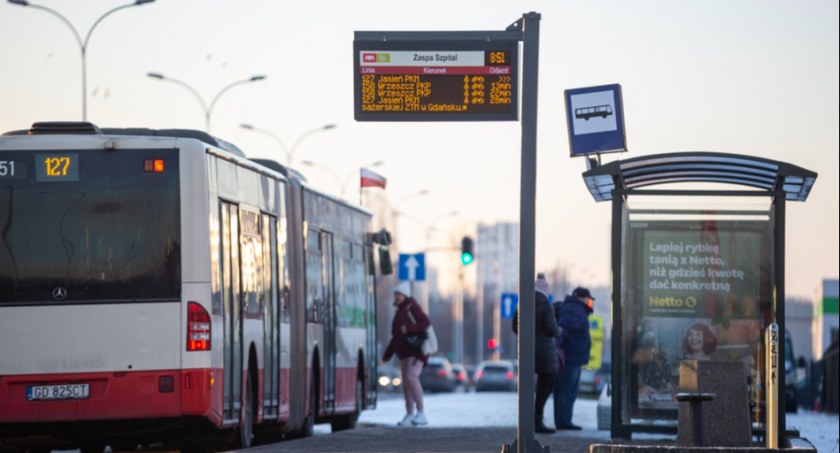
144, 159, 165, 173
187, 302, 211, 351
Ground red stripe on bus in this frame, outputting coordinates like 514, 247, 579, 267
0, 369, 215, 423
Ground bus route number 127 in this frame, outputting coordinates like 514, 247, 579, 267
36, 153, 79, 182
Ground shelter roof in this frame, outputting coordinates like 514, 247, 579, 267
581, 152, 817, 202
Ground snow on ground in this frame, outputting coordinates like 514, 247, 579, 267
352, 391, 839, 452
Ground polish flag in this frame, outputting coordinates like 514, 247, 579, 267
360, 168, 386, 189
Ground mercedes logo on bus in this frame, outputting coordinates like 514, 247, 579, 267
52, 287, 68, 301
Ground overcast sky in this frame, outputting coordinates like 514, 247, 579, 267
1, 0, 837, 298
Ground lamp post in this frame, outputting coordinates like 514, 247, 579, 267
8, 0, 155, 121
147, 73, 266, 132
425, 210, 459, 241
394, 189, 430, 213
240, 123, 336, 167
300, 160, 342, 194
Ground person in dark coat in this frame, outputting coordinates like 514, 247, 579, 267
552, 287, 594, 430
513, 273, 560, 433
383, 281, 430, 426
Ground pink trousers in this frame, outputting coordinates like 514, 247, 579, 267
400, 357, 425, 414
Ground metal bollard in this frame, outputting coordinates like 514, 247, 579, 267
676, 392, 715, 447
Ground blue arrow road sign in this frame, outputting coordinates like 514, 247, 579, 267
398, 253, 426, 281
500, 292, 519, 319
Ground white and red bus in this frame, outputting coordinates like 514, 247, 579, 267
0, 122, 380, 452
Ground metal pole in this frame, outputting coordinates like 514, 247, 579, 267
8, 1, 153, 121
515, 11, 541, 453
477, 267, 485, 364
773, 195, 787, 442
765, 323, 779, 448
610, 189, 626, 439
456, 265, 464, 364
207, 76, 266, 133
493, 304, 501, 361
493, 261, 501, 362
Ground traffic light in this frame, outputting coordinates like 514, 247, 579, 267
460, 236, 474, 265
487, 338, 498, 350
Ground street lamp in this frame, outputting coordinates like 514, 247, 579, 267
426, 210, 460, 241
147, 73, 267, 132
395, 189, 430, 212
391, 189, 431, 251
240, 123, 336, 167
8, 0, 156, 121
300, 160, 342, 194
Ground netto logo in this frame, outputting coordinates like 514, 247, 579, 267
52, 287, 68, 301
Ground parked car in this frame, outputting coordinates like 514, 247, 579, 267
784, 331, 798, 413
579, 362, 610, 396
474, 360, 517, 392
596, 382, 611, 431
378, 363, 402, 393
420, 356, 457, 393
451, 363, 471, 390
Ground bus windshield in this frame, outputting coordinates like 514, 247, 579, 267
0, 149, 180, 303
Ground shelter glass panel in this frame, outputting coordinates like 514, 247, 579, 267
619, 196, 775, 430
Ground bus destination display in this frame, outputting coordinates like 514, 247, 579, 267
0, 153, 79, 182
354, 42, 518, 121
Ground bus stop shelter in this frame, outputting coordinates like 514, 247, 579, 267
581, 152, 817, 443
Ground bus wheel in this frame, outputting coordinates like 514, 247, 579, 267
302, 375, 317, 438
238, 371, 255, 448
331, 378, 362, 431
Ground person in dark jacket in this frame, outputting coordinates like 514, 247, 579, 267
383, 281, 430, 427
552, 287, 594, 430
513, 273, 561, 434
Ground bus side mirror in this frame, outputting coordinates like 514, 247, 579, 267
379, 246, 393, 275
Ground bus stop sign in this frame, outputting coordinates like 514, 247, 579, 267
564, 83, 627, 157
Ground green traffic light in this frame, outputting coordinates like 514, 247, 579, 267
460, 236, 475, 266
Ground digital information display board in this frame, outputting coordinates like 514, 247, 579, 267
353, 38, 519, 121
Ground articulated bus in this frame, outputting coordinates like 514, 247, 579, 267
0, 122, 379, 452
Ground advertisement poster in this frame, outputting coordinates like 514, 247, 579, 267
626, 220, 770, 415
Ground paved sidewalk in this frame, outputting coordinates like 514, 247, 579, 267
244, 425, 613, 453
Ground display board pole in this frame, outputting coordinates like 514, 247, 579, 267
513, 11, 543, 453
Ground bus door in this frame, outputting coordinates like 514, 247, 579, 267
321, 231, 337, 412
220, 202, 243, 423
365, 245, 378, 406
262, 213, 280, 419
